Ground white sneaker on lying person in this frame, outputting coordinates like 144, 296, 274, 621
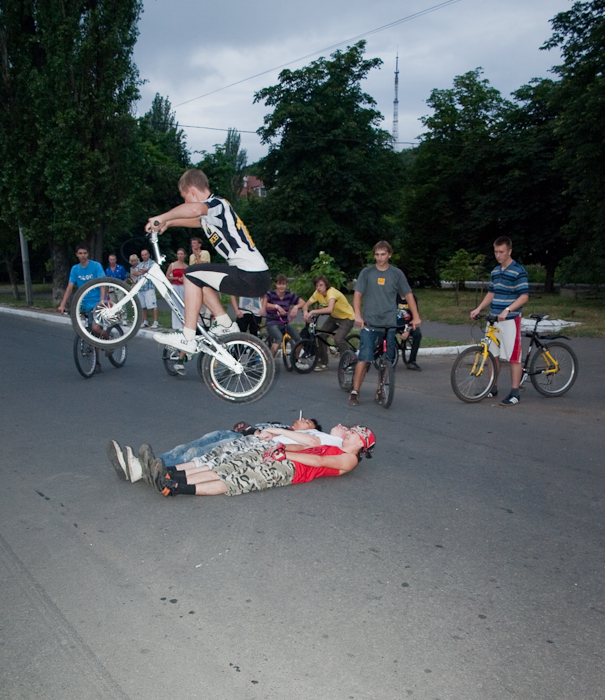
153, 330, 198, 354
208, 320, 240, 337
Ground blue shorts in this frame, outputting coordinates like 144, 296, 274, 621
358, 327, 397, 363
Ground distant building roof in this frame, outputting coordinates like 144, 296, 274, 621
241, 175, 266, 198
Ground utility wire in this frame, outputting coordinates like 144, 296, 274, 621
174, 0, 463, 108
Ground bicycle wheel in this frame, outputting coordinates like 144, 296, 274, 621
73, 336, 97, 378
451, 346, 497, 403
338, 349, 358, 392
400, 335, 412, 365
292, 339, 318, 374
199, 333, 275, 403
71, 277, 143, 349
106, 325, 127, 368
530, 342, 578, 397
376, 357, 395, 408
162, 346, 182, 376
282, 335, 295, 372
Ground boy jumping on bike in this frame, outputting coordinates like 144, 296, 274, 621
145, 169, 271, 354
349, 241, 421, 406
470, 236, 529, 406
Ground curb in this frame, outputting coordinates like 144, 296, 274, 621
0, 304, 473, 355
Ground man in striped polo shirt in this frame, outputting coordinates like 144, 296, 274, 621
470, 237, 529, 406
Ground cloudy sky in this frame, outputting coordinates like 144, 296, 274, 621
132, 0, 572, 163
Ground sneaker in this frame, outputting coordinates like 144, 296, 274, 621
137, 444, 155, 485
348, 390, 359, 406
487, 388, 498, 398
158, 475, 178, 497
125, 446, 143, 483
151, 458, 168, 491
153, 330, 198, 354
151, 321, 159, 329
173, 362, 186, 376
142, 321, 149, 328
107, 440, 128, 481
500, 393, 520, 406
406, 362, 421, 371
314, 363, 328, 372
208, 320, 239, 337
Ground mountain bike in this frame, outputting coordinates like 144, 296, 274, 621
73, 323, 127, 378
337, 326, 396, 408
70, 231, 274, 403
451, 313, 579, 403
291, 317, 360, 374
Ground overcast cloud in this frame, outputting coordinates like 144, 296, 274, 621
133, 0, 572, 162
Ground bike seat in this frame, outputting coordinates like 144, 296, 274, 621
529, 314, 550, 321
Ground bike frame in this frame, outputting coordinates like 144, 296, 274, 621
101, 233, 242, 373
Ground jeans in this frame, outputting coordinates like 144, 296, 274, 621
158, 430, 238, 467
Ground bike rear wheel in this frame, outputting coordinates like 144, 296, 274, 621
71, 277, 142, 349
106, 325, 127, 367
338, 349, 358, 392
199, 333, 275, 403
451, 346, 497, 402
376, 357, 395, 408
292, 339, 318, 373
530, 341, 578, 397
282, 335, 295, 372
73, 336, 97, 378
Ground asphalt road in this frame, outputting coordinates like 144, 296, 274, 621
1, 313, 603, 700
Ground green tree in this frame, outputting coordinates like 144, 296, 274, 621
252, 41, 401, 273
440, 249, 486, 306
196, 128, 247, 203
0, 0, 142, 301
542, 0, 605, 283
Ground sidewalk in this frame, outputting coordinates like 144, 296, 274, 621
0, 303, 474, 356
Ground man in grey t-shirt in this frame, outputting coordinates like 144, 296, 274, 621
349, 241, 421, 406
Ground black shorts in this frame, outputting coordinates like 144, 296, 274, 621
185, 264, 270, 297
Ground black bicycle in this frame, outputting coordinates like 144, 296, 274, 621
74, 323, 127, 378
338, 326, 396, 408
291, 317, 360, 374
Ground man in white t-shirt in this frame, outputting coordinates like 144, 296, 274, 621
146, 169, 270, 353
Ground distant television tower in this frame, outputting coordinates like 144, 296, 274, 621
392, 52, 399, 146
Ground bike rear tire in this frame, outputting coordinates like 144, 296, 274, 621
338, 349, 358, 392
377, 357, 395, 408
292, 339, 318, 374
73, 336, 98, 378
162, 346, 182, 376
530, 341, 578, 397
451, 346, 497, 402
199, 333, 275, 403
71, 277, 142, 349
106, 325, 127, 367
282, 335, 295, 372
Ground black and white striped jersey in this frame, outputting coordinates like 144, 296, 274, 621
200, 195, 268, 272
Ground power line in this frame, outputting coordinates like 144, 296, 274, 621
174, 0, 463, 108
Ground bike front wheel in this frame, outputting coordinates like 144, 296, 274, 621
530, 341, 578, 397
282, 335, 295, 372
292, 339, 318, 373
338, 349, 358, 392
106, 325, 127, 367
199, 333, 275, 403
71, 277, 143, 349
451, 346, 497, 402
376, 357, 395, 408
73, 336, 98, 378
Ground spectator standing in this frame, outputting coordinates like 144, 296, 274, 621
264, 274, 304, 356
302, 275, 354, 372
131, 249, 158, 328
470, 236, 529, 406
105, 254, 128, 281
349, 241, 420, 406
128, 254, 140, 285
166, 248, 188, 329
189, 237, 210, 265
230, 295, 264, 336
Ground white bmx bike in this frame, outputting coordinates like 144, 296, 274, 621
70, 232, 275, 403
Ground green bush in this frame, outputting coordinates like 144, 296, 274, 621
289, 251, 348, 300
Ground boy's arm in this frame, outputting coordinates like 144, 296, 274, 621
470, 292, 494, 319
403, 292, 421, 330
283, 447, 357, 473
145, 202, 209, 233
230, 296, 243, 318
57, 282, 75, 313
258, 428, 321, 446
353, 290, 364, 328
